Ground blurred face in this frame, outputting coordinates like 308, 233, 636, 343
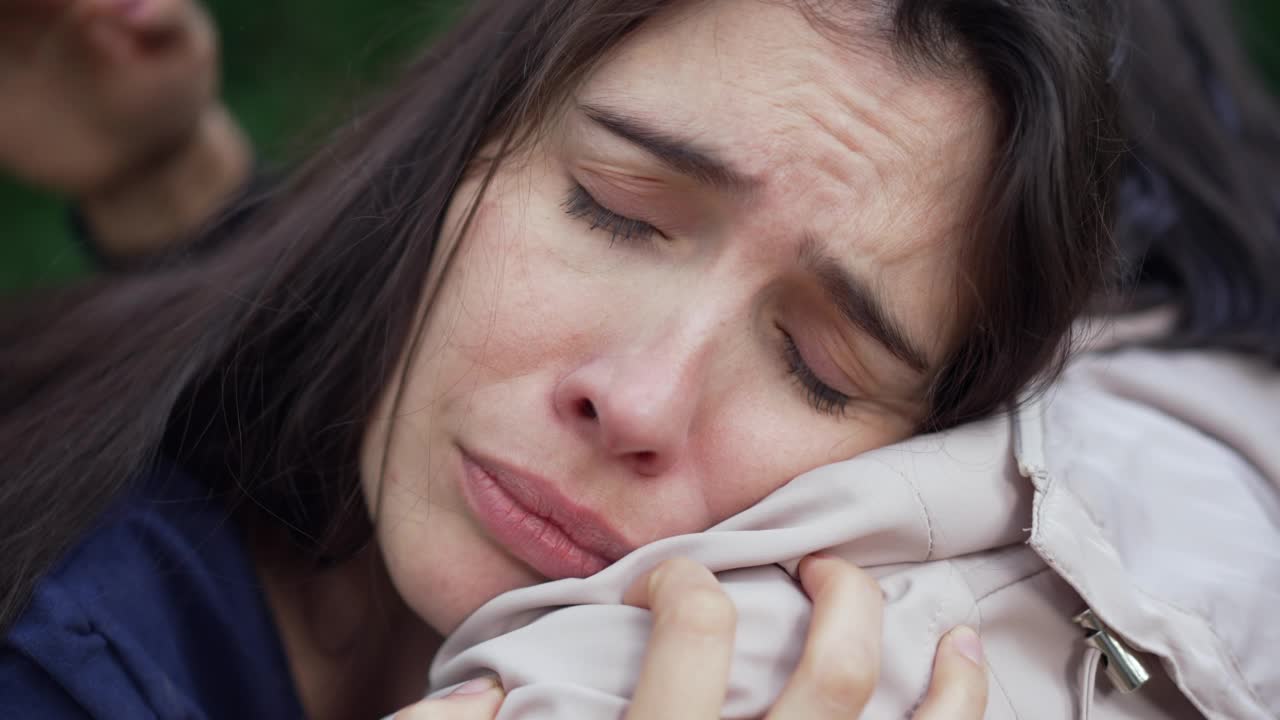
362, 0, 994, 633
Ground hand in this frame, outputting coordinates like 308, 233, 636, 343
0, 0, 218, 195
386, 554, 987, 720
390, 677, 506, 720
620, 555, 988, 719
0, 0, 250, 258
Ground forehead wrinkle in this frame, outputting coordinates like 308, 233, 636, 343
802, 81, 994, 268
742, 50, 948, 235
808, 77, 959, 203
793, 27, 993, 185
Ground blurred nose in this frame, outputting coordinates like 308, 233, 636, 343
554, 330, 707, 477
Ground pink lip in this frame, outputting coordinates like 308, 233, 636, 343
458, 448, 633, 580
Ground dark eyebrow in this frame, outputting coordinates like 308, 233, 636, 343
579, 103, 758, 194
800, 237, 931, 373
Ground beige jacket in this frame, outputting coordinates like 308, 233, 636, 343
428, 348, 1280, 719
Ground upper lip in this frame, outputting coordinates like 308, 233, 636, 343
463, 449, 635, 563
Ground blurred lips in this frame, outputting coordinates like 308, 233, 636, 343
458, 447, 633, 580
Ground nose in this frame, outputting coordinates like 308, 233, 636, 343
553, 336, 704, 477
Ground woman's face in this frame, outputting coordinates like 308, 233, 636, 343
363, 0, 994, 633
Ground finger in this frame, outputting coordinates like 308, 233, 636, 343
118, 0, 187, 36
70, 0, 186, 46
69, 0, 131, 25
394, 677, 505, 720
84, 0, 207, 70
622, 557, 737, 720
81, 13, 133, 63
912, 626, 988, 720
766, 553, 883, 719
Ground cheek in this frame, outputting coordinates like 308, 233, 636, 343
360, 177, 598, 631
423, 176, 622, 387
693, 387, 916, 524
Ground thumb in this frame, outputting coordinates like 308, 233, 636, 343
393, 677, 506, 720
76, 0, 185, 37
912, 626, 988, 720
115, 0, 187, 36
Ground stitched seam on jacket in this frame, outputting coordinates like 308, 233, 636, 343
952, 558, 1020, 719
897, 470, 935, 562
969, 566, 1054, 604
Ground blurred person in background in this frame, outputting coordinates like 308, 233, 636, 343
0, 0, 250, 260
0, 1, 1277, 719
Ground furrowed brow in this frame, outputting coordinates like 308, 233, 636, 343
579, 103, 757, 194
800, 237, 931, 373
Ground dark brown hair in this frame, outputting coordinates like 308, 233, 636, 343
1110, 0, 1280, 357
1, 0, 1126, 629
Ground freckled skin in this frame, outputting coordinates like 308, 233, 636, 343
360, 0, 996, 635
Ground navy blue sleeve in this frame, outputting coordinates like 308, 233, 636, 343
0, 648, 92, 719
1, 462, 306, 720
3, 580, 180, 719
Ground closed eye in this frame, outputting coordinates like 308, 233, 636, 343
781, 330, 853, 417
565, 181, 853, 418
563, 183, 663, 246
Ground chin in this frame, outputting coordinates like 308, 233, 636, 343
370, 433, 554, 633
381, 513, 544, 635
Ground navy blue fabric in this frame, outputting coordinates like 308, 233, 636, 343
1, 462, 306, 719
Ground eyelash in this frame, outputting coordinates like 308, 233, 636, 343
563, 181, 851, 418
782, 332, 853, 418
562, 183, 662, 246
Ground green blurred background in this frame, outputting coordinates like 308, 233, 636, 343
2, 0, 1278, 291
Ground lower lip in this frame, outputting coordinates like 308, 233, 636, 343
459, 453, 610, 580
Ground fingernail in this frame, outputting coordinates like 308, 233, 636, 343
948, 626, 985, 666
448, 677, 498, 697
109, 0, 145, 18
799, 551, 835, 574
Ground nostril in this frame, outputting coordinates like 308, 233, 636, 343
577, 398, 597, 420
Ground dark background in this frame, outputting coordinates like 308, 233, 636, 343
2, 0, 1278, 291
